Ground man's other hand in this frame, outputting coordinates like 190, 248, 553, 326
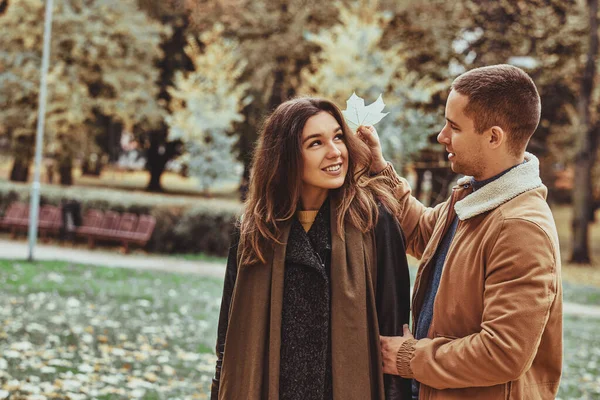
380, 324, 414, 376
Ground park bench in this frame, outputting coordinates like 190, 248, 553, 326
0, 203, 156, 252
0, 202, 62, 240
76, 210, 156, 253
0, 202, 28, 235
74, 209, 104, 246
37, 205, 62, 240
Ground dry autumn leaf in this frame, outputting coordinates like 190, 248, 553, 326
342, 93, 389, 130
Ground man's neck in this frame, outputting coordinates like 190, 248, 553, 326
474, 154, 525, 181
471, 155, 527, 191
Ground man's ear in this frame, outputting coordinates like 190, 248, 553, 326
488, 126, 505, 149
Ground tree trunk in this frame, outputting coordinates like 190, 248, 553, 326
143, 14, 191, 193
267, 56, 288, 110
108, 120, 122, 163
147, 162, 165, 192
0, 0, 8, 16
570, 0, 599, 264
10, 132, 34, 182
59, 156, 73, 186
414, 168, 425, 201
145, 127, 182, 192
234, 55, 295, 198
146, 138, 167, 192
9, 158, 29, 182
234, 90, 263, 197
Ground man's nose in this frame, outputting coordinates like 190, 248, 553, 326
437, 126, 450, 145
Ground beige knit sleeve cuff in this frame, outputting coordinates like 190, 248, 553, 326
396, 338, 417, 378
372, 162, 402, 186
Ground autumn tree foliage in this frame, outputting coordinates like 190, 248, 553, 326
166, 26, 250, 191
1, 0, 598, 267
180, 0, 344, 182
299, 1, 447, 168
448, 0, 598, 263
0, 0, 168, 183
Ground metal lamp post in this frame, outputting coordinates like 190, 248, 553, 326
27, 0, 54, 261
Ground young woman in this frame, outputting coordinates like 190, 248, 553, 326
211, 97, 411, 400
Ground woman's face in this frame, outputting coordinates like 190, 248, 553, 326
300, 111, 348, 197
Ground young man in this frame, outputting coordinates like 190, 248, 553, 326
359, 64, 562, 399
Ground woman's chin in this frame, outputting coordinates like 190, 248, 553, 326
312, 181, 345, 192
325, 175, 347, 189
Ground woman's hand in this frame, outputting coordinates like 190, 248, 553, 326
356, 125, 388, 174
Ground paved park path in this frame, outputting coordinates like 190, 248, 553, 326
0, 238, 598, 318
0, 238, 226, 278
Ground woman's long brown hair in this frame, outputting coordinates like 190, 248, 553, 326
239, 97, 400, 266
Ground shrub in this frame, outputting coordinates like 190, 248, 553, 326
172, 203, 240, 255
0, 181, 243, 256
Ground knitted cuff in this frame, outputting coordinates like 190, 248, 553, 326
370, 161, 390, 176
372, 162, 402, 186
396, 338, 418, 378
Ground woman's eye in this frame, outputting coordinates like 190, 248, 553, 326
334, 133, 344, 140
309, 140, 321, 147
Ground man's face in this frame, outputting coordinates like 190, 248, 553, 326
437, 90, 487, 179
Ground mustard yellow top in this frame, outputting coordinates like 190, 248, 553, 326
297, 210, 319, 232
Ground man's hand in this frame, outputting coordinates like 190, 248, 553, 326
380, 324, 414, 376
356, 125, 387, 174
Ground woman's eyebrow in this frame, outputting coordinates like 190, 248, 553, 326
302, 133, 322, 144
302, 127, 342, 143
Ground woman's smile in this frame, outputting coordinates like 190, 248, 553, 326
322, 162, 343, 175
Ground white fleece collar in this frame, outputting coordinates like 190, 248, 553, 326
454, 152, 542, 221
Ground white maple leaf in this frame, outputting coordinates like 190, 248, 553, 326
342, 92, 389, 130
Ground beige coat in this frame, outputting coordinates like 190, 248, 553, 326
384, 153, 562, 399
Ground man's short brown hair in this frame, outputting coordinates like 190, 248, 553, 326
451, 64, 541, 155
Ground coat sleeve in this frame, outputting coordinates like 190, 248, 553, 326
210, 227, 240, 400
374, 205, 413, 399
377, 163, 448, 259
396, 218, 559, 389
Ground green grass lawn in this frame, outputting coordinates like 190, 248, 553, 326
560, 316, 600, 400
0, 260, 223, 399
0, 260, 599, 399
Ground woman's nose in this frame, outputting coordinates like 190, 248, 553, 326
327, 142, 342, 158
